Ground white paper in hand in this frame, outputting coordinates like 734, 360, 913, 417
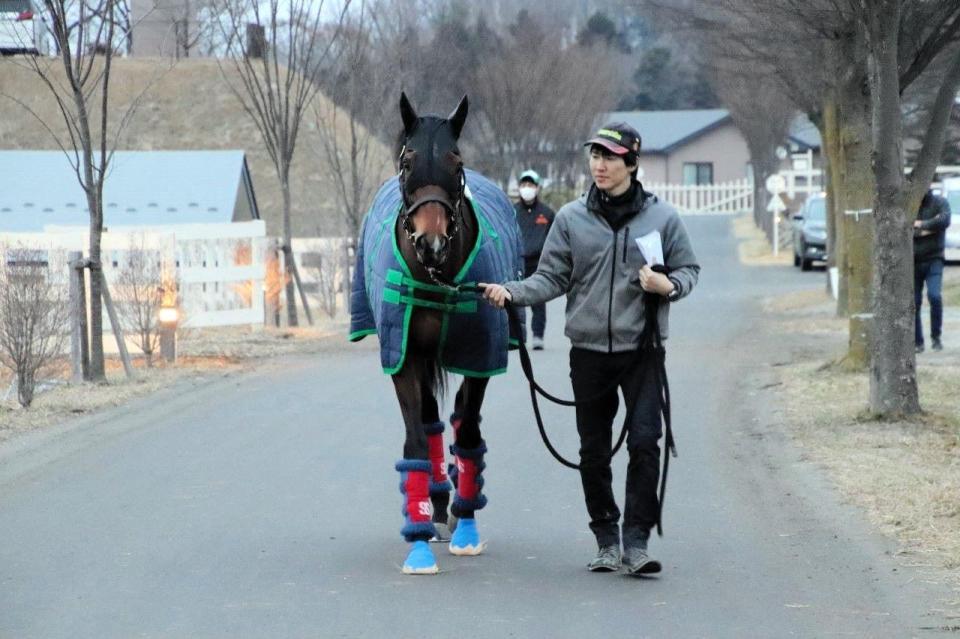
634, 231, 664, 266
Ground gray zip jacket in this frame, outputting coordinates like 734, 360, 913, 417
504, 190, 700, 351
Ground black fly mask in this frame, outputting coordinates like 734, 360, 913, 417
397, 92, 469, 270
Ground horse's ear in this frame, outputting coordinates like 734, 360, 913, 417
448, 94, 469, 139
400, 92, 418, 136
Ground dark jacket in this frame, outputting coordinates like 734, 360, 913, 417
514, 199, 555, 258
914, 193, 952, 263
504, 184, 700, 350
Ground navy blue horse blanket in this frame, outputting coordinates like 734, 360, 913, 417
349, 169, 523, 377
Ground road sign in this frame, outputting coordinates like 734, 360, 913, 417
767, 193, 786, 213
765, 174, 786, 195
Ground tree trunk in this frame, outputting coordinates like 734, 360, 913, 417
833, 35, 875, 370
819, 97, 844, 309
281, 172, 298, 328
867, 0, 920, 415
17, 368, 35, 408
86, 180, 106, 382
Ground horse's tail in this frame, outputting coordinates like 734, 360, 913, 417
423, 354, 447, 401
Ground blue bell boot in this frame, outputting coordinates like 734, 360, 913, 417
449, 517, 485, 556
403, 540, 439, 575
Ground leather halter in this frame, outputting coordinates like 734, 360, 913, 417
397, 144, 465, 265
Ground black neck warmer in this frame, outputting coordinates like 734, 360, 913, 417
587, 179, 646, 232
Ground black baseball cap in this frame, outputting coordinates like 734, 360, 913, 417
584, 122, 641, 156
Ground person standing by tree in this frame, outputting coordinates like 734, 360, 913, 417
482, 123, 700, 575
914, 188, 952, 353
514, 169, 555, 350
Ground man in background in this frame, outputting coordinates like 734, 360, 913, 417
914, 188, 952, 353
514, 169, 555, 350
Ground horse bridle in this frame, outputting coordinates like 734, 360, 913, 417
397, 144, 466, 274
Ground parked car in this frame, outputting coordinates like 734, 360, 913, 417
941, 177, 960, 263
0, 0, 45, 56
792, 194, 827, 271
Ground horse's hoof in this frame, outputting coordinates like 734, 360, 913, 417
430, 522, 451, 543
402, 540, 439, 574
448, 518, 485, 556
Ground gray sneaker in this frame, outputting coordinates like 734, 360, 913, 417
622, 546, 662, 576
531, 336, 544, 351
932, 338, 943, 352
587, 545, 621, 572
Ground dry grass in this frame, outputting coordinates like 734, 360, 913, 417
735, 213, 960, 591
732, 214, 793, 266
0, 318, 350, 442
780, 361, 960, 574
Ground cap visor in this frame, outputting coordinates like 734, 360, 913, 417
584, 137, 629, 155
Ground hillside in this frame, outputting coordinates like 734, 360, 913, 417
0, 58, 393, 237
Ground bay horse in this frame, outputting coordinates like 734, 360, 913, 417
349, 93, 522, 574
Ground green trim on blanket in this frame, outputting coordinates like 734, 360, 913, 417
349, 328, 377, 342
383, 288, 478, 313
382, 302, 413, 375
386, 268, 478, 295
443, 364, 507, 378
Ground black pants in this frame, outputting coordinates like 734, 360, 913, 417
570, 347, 662, 548
523, 256, 547, 339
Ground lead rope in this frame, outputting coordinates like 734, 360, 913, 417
422, 273, 676, 535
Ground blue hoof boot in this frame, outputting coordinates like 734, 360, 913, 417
402, 540, 438, 574
449, 518, 486, 556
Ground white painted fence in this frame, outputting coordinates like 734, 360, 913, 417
645, 178, 754, 215
0, 221, 267, 329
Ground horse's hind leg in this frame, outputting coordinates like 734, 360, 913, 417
449, 376, 489, 556
420, 383, 452, 541
392, 366, 438, 574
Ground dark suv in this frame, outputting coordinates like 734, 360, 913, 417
792, 195, 827, 271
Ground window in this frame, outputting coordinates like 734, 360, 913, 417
682, 162, 714, 185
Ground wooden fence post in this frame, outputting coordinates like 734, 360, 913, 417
99, 269, 135, 379
69, 253, 90, 382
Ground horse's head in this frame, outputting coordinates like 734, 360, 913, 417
397, 92, 469, 271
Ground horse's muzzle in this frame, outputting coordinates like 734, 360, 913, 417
415, 233, 450, 268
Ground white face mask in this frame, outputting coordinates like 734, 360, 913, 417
519, 186, 538, 203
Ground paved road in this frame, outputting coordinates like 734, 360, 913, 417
0, 216, 954, 638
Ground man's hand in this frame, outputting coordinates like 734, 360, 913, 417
480, 283, 512, 308
639, 265, 675, 297
914, 219, 923, 229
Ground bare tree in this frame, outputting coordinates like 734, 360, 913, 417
314, 2, 391, 239
0, 249, 71, 408
863, 0, 960, 416
214, 0, 349, 327
304, 242, 341, 318
470, 25, 621, 184
641, 0, 960, 380
0, 0, 156, 381
113, 241, 168, 365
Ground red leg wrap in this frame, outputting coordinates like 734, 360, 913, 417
456, 457, 480, 501
427, 432, 448, 485
403, 468, 432, 525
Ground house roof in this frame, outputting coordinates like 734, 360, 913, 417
603, 109, 823, 154
0, 150, 259, 232
602, 109, 732, 153
787, 114, 822, 151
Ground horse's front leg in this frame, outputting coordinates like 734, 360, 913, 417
448, 375, 490, 555
419, 382, 452, 541
391, 364, 438, 574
